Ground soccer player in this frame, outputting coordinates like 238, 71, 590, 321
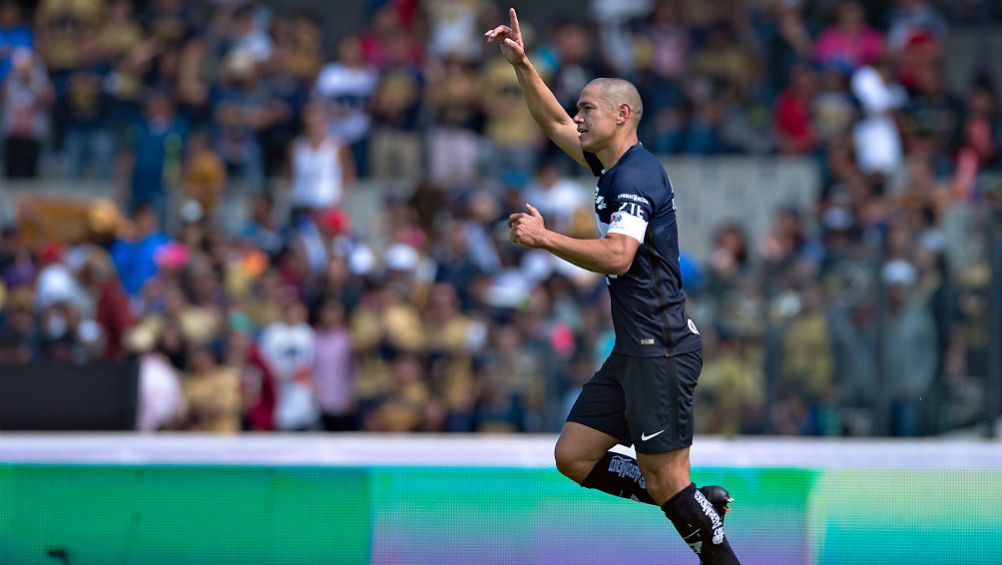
486, 9, 741, 564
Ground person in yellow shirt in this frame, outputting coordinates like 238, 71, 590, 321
180, 344, 243, 433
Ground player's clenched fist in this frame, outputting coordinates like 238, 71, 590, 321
484, 8, 527, 65
507, 203, 547, 248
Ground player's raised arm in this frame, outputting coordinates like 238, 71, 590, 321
484, 8, 588, 169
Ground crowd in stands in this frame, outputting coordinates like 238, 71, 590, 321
1, 0, 1000, 436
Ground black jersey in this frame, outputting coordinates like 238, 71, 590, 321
586, 144, 702, 357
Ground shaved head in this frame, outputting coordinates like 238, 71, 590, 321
585, 78, 644, 123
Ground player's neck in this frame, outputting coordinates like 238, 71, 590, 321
596, 134, 640, 171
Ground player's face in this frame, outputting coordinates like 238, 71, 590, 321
574, 85, 617, 152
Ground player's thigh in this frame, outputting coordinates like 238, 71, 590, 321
565, 354, 631, 446
555, 421, 620, 466
622, 351, 702, 455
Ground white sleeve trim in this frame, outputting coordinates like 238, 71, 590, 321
606, 211, 647, 243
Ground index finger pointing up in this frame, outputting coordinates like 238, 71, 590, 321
509, 8, 521, 38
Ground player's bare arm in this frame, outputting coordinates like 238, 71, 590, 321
507, 204, 639, 276
484, 8, 588, 169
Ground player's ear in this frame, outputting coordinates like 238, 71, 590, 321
617, 103, 630, 125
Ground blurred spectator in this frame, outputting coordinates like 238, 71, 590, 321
368, 32, 424, 179
760, 207, 820, 291
812, 67, 856, 146
238, 193, 283, 257
705, 223, 750, 304
148, 0, 195, 49
33, 0, 105, 148
774, 63, 819, 155
181, 130, 227, 219
0, 0, 33, 85
480, 56, 542, 178
360, 4, 421, 69
313, 299, 357, 431
521, 160, 587, 233
213, 49, 284, 189
851, 58, 907, 176
1, 48, 52, 178
226, 2, 274, 64
759, 0, 813, 99
314, 35, 377, 175
422, 282, 483, 426
425, 55, 482, 189
97, 0, 145, 138
118, 91, 187, 221
881, 259, 937, 436
692, 23, 759, 95
180, 344, 243, 433
78, 248, 132, 360
422, 0, 494, 63
634, 0, 689, 140
902, 65, 961, 172
538, 21, 599, 118
951, 76, 1001, 200
224, 325, 275, 431
130, 326, 186, 432
643, 0, 690, 85
772, 284, 837, 435
696, 331, 764, 436
431, 219, 486, 308
813, 0, 884, 75
258, 291, 318, 430
887, 0, 947, 55
681, 79, 734, 155
255, 18, 312, 180
33, 0, 104, 73
62, 32, 114, 179
363, 351, 431, 432
288, 102, 355, 221
110, 204, 170, 297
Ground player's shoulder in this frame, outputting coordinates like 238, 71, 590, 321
611, 145, 668, 191
628, 144, 666, 170
617, 145, 665, 175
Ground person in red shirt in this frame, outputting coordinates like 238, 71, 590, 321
774, 63, 819, 155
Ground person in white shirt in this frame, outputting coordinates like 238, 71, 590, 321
313, 35, 378, 146
258, 292, 319, 430
521, 159, 587, 233
288, 102, 356, 222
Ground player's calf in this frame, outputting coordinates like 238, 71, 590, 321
579, 451, 657, 504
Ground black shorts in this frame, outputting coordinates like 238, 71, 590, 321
567, 350, 702, 454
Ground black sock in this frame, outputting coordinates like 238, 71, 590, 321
661, 483, 741, 564
581, 451, 657, 505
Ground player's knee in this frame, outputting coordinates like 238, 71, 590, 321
553, 442, 590, 484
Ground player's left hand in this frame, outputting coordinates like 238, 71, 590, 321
507, 204, 547, 248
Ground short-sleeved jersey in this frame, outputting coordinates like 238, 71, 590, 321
586, 144, 702, 357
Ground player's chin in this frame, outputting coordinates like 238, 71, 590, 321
578, 134, 602, 153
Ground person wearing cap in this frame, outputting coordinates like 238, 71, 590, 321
881, 259, 937, 437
